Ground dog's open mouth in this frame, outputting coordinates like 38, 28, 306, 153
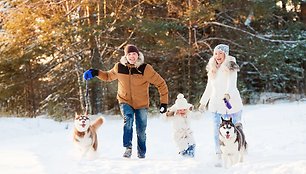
81, 124, 86, 128
226, 134, 230, 139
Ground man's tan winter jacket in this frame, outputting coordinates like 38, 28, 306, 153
97, 55, 168, 109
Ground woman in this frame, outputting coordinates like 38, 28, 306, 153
83, 44, 169, 159
199, 44, 243, 158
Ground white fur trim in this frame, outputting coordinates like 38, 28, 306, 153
120, 52, 144, 67
200, 55, 243, 114
206, 55, 237, 78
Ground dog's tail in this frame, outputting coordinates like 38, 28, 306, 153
235, 122, 243, 130
91, 116, 104, 130
235, 122, 248, 151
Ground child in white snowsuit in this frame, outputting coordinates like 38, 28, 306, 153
165, 93, 196, 157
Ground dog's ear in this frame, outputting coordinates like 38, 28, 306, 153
221, 117, 225, 122
75, 112, 79, 118
229, 117, 232, 122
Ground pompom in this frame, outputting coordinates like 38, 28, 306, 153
177, 93, 184, 99
172, 93, 192, 110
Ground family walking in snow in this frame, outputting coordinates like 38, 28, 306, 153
83, 43, 244, 162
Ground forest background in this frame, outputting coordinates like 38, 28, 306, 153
0, 0, 305, 120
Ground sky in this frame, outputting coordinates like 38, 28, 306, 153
1, 101, 306, 174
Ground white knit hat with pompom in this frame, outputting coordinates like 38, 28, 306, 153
173, 93, 193, 110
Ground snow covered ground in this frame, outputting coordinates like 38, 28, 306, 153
1, 101, 306, 174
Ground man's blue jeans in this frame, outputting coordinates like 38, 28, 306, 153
120, 103, 148, 157
213, 110, 242, 154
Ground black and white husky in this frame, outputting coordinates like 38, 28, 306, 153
219, 117, 247, 168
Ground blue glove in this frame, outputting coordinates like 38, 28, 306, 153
83, 69, 99, 80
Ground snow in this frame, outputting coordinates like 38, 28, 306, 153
1, 101, 306, 174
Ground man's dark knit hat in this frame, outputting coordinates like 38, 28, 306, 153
124, 44, 139, 55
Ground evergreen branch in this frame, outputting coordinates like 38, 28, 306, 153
175, 31, 188, 43
126, 0, 146, 13
64, 2, 83, 17
240, 61, 264, 78
4, 48, 88, 88
204, 21, 305, 44
197, 37, 241, 48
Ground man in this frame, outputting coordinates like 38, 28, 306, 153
83, 44, 168, 159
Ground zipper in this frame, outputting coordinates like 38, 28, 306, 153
128, 66, 133, 107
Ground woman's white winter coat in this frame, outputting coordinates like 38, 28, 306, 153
200, 55, 243, 114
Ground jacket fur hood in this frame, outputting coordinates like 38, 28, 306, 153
120, 52, 145, 68
206, 55, 239, 78
200, 55, 243, 114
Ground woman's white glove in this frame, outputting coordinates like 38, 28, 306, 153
224, 93, 230, 100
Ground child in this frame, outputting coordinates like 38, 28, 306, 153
165, 93, 196, 157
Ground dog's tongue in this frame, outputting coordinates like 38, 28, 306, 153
226, 134, 230, 139
81, 124, 86, 128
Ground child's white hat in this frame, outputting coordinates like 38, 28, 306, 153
172, 93, 193, 110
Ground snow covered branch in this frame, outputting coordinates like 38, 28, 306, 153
204, 21, 305, 44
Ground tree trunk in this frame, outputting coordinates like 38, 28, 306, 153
300, 1, 306, 24
75, 62, 85, 113
88, 2, 103, 114
303, 59, 306, 96
26, 60, 36, 117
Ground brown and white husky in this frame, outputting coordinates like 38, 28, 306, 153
73, 113, 104, 158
